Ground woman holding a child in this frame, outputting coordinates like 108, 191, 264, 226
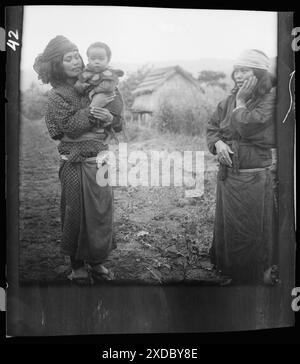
206, 49, 279, 285
34, 35, 123, 284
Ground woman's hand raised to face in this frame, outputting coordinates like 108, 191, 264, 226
215, 140, 234, 167
90, 107, 113, 124
236, 75, 257, 106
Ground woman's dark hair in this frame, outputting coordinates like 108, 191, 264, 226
231, 68, 276, 99
34, 53, 84, 88
252, 68, 276, 98
86, 42, 112, 62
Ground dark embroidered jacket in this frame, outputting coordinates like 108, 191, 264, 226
206, 87, 276, 169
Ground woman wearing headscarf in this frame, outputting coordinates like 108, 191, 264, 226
33, 36, 123, 284
206, 49, 278, 285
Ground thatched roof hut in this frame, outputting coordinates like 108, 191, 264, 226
131, 66, 204, 123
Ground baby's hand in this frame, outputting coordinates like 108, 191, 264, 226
90, 93, 115, 108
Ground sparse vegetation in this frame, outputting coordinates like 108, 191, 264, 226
21, 82, 48, 120
152, 89, 212, 136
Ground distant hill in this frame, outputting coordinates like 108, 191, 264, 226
20, 57, 277, 91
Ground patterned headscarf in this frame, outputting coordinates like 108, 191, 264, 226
33, 35, 78, 83
233, 49, 270, 71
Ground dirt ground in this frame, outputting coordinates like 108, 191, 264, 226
19, 117, 223, 284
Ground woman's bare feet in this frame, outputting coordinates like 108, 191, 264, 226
67, 266, 94, 285
219, 277, 233, 286
263, 265, 279, 285
90, 264, 114, 281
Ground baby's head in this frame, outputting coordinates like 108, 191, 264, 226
86, 42, 111, 72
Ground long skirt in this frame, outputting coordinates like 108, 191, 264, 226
210, 167, 278, 282
59, 158, 113, 264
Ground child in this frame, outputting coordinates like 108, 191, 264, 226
75, 41, 124, 136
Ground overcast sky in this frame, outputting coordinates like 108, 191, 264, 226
21, 6, 277, 69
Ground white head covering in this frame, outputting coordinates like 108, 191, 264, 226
234, 49, 270, 71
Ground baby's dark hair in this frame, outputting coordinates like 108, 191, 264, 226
86, 42, 112, 61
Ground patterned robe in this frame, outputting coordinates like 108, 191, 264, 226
45, 83, 123, 262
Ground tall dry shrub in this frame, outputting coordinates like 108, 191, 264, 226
153, 89, 212, 136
